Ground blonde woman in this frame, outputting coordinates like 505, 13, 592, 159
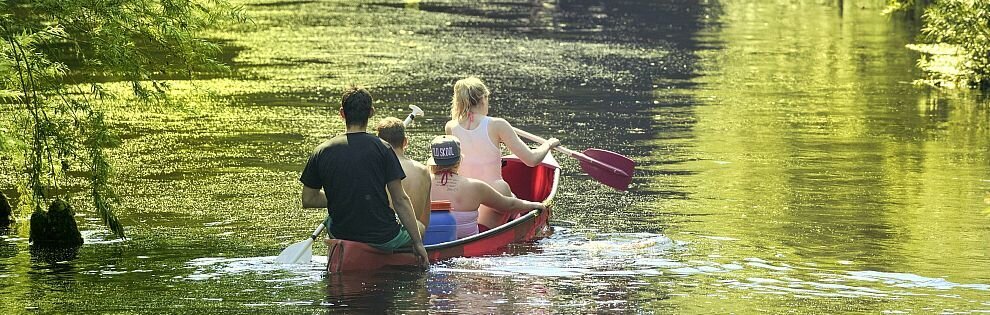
444, 77, 559, 229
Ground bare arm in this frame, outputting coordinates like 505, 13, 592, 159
301, 186, 327, 208
387, 180, 424, 243
401, 168, 433, 227
387, 179, 430, 267
494, 119, 558, 167
475, 180, 545, 212
417, 173, 432, 226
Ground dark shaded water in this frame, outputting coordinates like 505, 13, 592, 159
2, 0, 988, 313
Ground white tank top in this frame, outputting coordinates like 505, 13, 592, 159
451, 116, 503, 184
450, 210, 479, 238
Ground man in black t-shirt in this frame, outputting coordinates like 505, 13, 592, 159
300, 86, 428, 267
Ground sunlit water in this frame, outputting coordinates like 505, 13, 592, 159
2, 0, 988, 313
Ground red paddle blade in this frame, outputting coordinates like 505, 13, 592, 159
577, 148, 635, 191
583, 149, 635, 176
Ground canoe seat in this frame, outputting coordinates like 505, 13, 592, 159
503, 157, 556, 202
325, 238, 418, 273
468, 158, 556, 229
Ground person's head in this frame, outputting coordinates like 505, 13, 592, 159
427, 135, 461, 174
340, 85, 374, 128
451, 76, 490, 121
375, 117, 407, 150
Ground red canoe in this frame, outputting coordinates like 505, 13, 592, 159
325, 154, 560, 272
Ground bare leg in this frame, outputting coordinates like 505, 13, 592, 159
478, 179, 514, 228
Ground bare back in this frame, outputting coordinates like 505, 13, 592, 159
445, 117, 514, 196
430, 172, 532, 228
399, 157, 432, 229
431, 174, 482, 212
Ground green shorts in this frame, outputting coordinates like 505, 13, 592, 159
369, 226, 412, 252
323, 216, 413, 252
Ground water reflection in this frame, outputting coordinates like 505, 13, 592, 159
186, 256, 325, 282
646, 0, 990, 312
28, 247, 80, 265
324, 271, 429, 312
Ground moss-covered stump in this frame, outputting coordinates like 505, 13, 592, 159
29, 199, 83, 248
0, 191, 12, 227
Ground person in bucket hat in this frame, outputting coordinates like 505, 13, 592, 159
427, 135, 546, 239
427, 135, 461, 167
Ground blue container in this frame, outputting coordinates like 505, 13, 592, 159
424, 201, 457, 245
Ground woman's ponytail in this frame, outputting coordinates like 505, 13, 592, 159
451, 77, 490, 121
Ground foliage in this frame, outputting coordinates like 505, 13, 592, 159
0, 0, 244, 238
884, 0, 928, 16
887, 0, 990, 88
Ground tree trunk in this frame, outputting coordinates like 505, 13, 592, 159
0, 191, 12, 227
29, 199, 83, 248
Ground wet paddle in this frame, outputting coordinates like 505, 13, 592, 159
276, 105, 426, 264
275, 223, 324, 264
513, 128, 635, 191
403, 105, 424, 126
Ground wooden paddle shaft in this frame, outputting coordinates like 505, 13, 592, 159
512, 127, 630, 177
310, 223, 325, 240
403, 105, 424, 127
512, 128, 580, 156
403, 112, 416, 126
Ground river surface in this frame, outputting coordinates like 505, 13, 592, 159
2, 0, 989, 313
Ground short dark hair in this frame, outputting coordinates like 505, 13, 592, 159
376, 117, 406, 148
341, 86, 373, 127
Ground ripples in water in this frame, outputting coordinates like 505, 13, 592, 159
172, 228, 989, 312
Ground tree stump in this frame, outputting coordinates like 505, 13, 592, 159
0, 191, 12, 227
29, 199, 83, 248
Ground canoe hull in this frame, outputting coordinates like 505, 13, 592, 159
326, 154, 560, 272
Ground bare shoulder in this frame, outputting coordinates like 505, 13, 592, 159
489, 117, 511, 128
409, 159, 428, 170
411, 160, 430, 177
401, 159, 429, 176
444, 119, 458, 133
488, 117, 515, 138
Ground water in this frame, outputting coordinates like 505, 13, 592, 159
2, 0, 989, 313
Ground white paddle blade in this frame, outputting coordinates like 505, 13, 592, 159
403, 105, 425, 127
275, 239, 314, 264
409, 105, 424, 116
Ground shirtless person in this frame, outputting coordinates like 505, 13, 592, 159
376, 117, 431, 235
